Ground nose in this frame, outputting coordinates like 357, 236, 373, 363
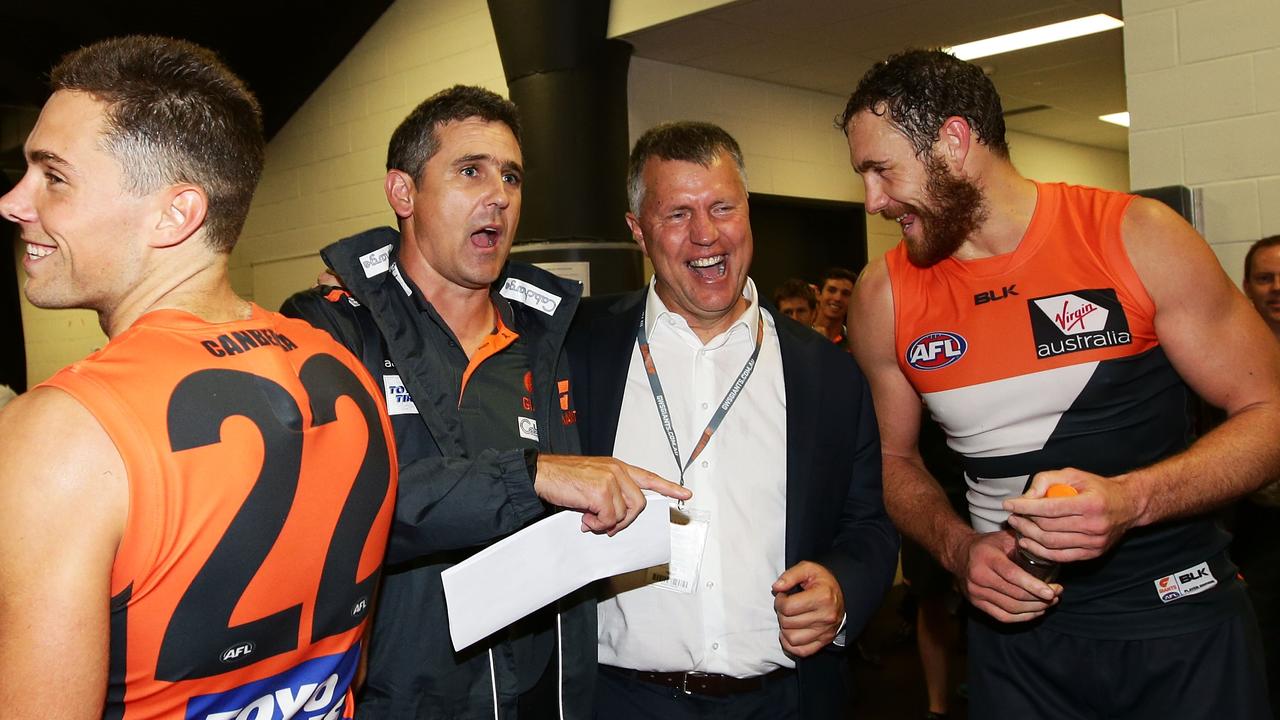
0, 175, 35, 225
862, 176, 889, 215
486, 174, 513, 210
690, 209, 718, 246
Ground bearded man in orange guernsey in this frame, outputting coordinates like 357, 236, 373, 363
844, 49, 1280, 718
0, 37, 397, 719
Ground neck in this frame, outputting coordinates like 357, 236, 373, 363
656, 288, 750, 345
951, 162, 1039, 261
814, 315, 842, 336
100, 253, 248, 338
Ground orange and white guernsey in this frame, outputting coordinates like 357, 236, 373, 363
39, 306, 397, 720
887, 182, 1237, 637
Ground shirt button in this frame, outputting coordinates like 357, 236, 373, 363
700, 402, 708, 410
706, 580, 715, 589
700, 461, 708, 468
712, 642, 720, 650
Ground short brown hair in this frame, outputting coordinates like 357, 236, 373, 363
819, 267, 856, 288
51, 35, 265, 253
1245, 236, 1280, 278
627, 121, 747, 214
839, 49, 1009, 160
773, 278, 817, 310
387, 85, 522, 184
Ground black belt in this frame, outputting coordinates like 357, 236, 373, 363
601, 664, 795, 698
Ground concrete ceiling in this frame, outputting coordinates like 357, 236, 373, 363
619, 0, 1128, 151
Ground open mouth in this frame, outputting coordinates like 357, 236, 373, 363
687, 254, 726, 279
470, 225, 501, 248
25, 242, 55, 261
894, 213, 917, 233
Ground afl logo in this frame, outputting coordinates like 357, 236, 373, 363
220, 641, 255, 664
352, 596, 369, 617
906, 331, 967, 371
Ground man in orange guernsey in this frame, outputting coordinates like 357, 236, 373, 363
0, 37, 397, 719
843, 49, 1280, 718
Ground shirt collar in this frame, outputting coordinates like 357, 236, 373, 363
643, 277, 762, 348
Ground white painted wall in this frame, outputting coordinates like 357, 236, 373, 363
1124, 0, 1280, 283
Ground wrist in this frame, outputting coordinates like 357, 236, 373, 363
523, 447, 540, 486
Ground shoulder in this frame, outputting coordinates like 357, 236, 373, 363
0, 387, 127, 539
280, 285, 371, 353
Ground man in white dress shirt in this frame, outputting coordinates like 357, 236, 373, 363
567, 121, 898, 719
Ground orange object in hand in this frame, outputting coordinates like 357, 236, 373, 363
1045, 484, 1079, 498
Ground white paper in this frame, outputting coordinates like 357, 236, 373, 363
441, 492, 672, 651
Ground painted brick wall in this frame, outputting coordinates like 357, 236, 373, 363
1124, 0, 1280, 282
233, 0, 508, 312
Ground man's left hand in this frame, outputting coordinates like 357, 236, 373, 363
1003, 468, 1143, 563
771, 561, 844, 657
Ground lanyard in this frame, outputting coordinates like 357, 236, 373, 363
636, 308, 764, 507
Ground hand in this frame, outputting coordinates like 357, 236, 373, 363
950, 529, 1060, 623
317, 268, 343, 288
771, 561, 845, 657
533, 454, 691, 535
1003, 468, 1140, 563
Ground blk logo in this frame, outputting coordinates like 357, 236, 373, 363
974, 284, 1019, 306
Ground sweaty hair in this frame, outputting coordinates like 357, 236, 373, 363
1245, 236, 1280, 278
627, 121, 747, 215
387, 85, 522, 183
51, 35, 264, 254
773, 278, 817, 310
819, 267, 856, 289
838, 49, 1009, 160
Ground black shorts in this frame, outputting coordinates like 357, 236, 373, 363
966, 610, 1271, 719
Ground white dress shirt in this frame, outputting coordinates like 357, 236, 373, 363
597, 277, 792, 677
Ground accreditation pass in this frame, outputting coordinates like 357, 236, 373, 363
647, 506, 710, 594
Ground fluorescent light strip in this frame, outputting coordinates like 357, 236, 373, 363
947, 14, 1124, 61
1098, 112, 1130, 127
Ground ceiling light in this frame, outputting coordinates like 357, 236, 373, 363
1098, 112, 1130, 127
947, 14, 1124, 61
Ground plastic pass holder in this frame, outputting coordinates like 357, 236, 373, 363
647, 506, 711, 594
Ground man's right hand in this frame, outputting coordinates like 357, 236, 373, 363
948, 528, 1061, 623
533, 454, 690, 535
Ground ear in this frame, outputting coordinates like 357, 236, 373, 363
385, 170, 415, 219
625, 212, 649, 257
151, 185, 207, 248
937, 115, 973, 170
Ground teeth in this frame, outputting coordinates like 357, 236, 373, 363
26, 243, 53, 259
688, 255, 724, 268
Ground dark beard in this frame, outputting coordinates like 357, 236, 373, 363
903, 153, 988, 268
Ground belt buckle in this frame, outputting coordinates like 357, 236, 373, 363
680, 671, 707, 696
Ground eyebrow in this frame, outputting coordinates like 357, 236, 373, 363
27, 148, 79, 175
455, 153, 524, 177
853, 159, 886, 174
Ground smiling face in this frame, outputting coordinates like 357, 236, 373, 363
847, 109, 986, 267
1245, 244, 1280, 333
396, 117, 523, 293
627, 151, 752, 338
0, 90, 152, 311
817, 278, 854, 323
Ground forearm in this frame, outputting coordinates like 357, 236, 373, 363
387, 448, 543, 564
1124, 401, 1280, 527
883, 454, 975, 575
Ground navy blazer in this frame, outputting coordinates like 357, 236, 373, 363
567, 289, 899, 719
